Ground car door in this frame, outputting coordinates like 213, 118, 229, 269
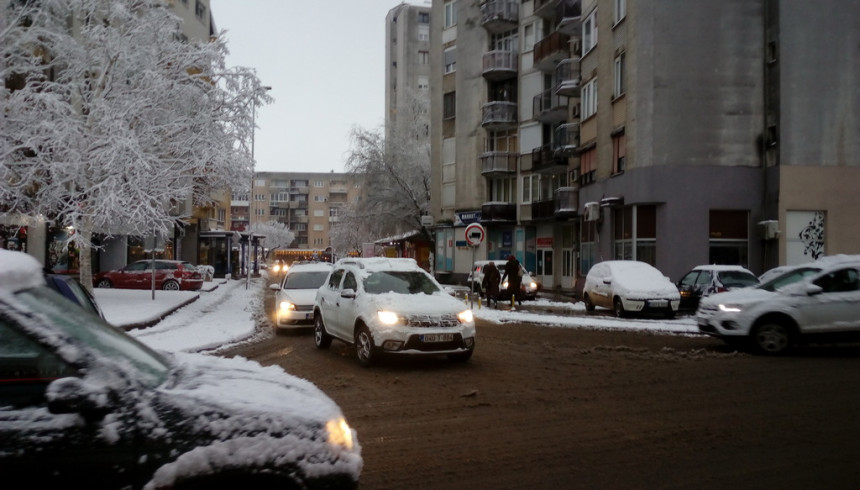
795, 267, 860, 333
121, 260, 149, 289
0, 320, 138, 488
317, 268, 345, 337
335, 271, 359, 340
590, 264, 612, 309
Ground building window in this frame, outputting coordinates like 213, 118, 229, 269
522, 174, 540, 204
444, 1, 457, 29
523, 22, 539, 52
488, 177, 516, 203
614, 0, 626, 25
709, 210, 749, 266
443, 91, 456, 119
418, 12, 430, 24
442, 183, 455, 208
418, 25, 429, 41
613, 205, 656, 266
313, 238, 324, 246
313, 224, 324, 232
313, 209, 325, 217
417, 76, 429, 90
314, 180, 324, 187
613, 53, 625, 98
254, 194, 266, 202
582, 79, 597, 119
329, 207, 340, 217
443, 46, 457, 74
194, 0, 206, 20
580, 148, 596, 185
583, 10, 597, 54
612, 133, 626, 174
580, 223, 597, 276
418, 50, 429, 65
255, 208, 265, 216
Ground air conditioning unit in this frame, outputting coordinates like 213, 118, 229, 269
758, 220, 780, 240
420, 215, 434, 227
584, 202, 600, 222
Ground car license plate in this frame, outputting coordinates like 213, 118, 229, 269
421, 333, 454, 343
649, 300, 668, 308
305, 313, 313, 320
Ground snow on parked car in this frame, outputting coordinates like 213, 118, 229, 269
269, 261, 333, 330
583, 260, 681, 318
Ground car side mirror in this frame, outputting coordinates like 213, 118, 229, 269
341, 288, 356, 299
269, 283, 281, 291
603, 278, 612, 285
805, 284, 823, 296
46, 377, 111, 420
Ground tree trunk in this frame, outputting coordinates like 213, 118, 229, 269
77, 224, 94, 295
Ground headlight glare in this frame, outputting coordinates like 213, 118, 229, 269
279, 301, 295, 311
377, 310, 400, 325
326, 417, 354, 450
718, 303, 741, 313
458, 309, 474, 323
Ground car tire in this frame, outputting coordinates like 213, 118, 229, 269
583, 293, 595, 312
665, 307, 676, 319
448, 348, 473, 362
613, 297, 626, 318
751, 321, 793, 355
96, 279, 112, 288
162, 280, 180, 291
354, 324, 377, 367
314, 313, 332, 349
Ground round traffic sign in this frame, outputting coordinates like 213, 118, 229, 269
464, 223, 485, 246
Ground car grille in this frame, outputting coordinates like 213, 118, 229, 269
404, 314, 460, 328
295, 304, 313, 312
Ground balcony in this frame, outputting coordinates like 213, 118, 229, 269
480, 0, 519, 34
329, 185, 348, 194
555, 59, 581, 97
554, 122, 580, 156
482, 101, 518, 130
555, 0, 582, 36
533, 0, 557, 20
481, 202, 517, 223
534, 31, 570, 73
530, 199, 556, 221
482, 50, 518, 81
481, 152, 518, 176
533, 89, 568, 124
554, 186, 579, 219
532, 145, 568, 174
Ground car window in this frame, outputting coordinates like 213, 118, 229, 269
814, 268, 860, 293
678, 271, 699, 287
342, 272, 358, 291
695, 271, 712, 286
283, 271, 330, 290
125, 261, 148, 272
0, 319, 77, 408
758, 267, 821, 291
327, 269, 344, 290
364, 271, 440, 295
718, 271, 758, 288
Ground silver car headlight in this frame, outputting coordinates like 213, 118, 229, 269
718, 303, 742, 313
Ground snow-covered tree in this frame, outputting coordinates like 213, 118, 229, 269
250, 220, 295, 254
1, 0, 270, 289
331, 88, 431, 254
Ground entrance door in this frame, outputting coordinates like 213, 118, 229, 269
537, 249, 553, 289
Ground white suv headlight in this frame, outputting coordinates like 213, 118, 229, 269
377, 310, 400, 325
718, 303, 742, 313
457, 309, 474, 323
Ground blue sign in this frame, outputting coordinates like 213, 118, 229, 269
454, 211, 482, 226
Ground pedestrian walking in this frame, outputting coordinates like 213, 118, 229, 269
481, 261, 501, 307
501, 254, 522, 306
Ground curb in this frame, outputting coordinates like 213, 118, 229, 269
119, 295, 200, 331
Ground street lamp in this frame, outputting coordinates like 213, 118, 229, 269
247, 85, 272, 290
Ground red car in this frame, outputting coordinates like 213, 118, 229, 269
94, 259, 203, 291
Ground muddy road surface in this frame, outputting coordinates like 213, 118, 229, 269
219, 294, 860, 489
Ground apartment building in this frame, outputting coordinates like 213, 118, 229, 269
233, 172, 361, 251
429, 0, 859, 293
386, 3, 433, 143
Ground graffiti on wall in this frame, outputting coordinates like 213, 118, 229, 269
798, 212, 825, 260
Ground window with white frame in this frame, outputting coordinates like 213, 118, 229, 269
444, 0, 457, 29
313, 209, 324, 216
583, 10, 597, 54
254, 193, 266, 201
614, 0, 626, 24
313, 195, 325, 202
314, 180, 324, 187
313, 224, 324, 232
522, 174, 541, 204
418, 50, 429, 65
418, 25, 429, 41
523, 22, 539, 52
313, 238, 324, 246
614, 53, 625, 98
254, 179, 266, 187
255, 208, 265, 216
443, 46, 457, 74
582, 79, 597, 118
487, 177, 516, 203
418, 76, 429, 90
442, 183, 455, 208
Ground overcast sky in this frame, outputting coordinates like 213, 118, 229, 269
210, 0, 420, 173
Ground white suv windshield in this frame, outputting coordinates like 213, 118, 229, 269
363, 271, 440, 295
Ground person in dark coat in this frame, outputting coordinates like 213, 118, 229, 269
481, 261, 501, 307
501, 254, 522, 306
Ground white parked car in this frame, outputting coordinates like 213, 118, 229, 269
269, 261, 333, 329
583, 260, 681, 318
697, 256, 860, 354
313, 258, 476, 366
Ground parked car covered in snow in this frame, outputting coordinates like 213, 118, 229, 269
676, 265, 759, 312
697, 255, 860, 354
0, 249, 362, 489
314, 257, 475, 366
94, 259, 203, 291
583, 260, 680, 318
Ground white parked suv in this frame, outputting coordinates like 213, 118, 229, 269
696, 255, 860, 354
313, 258, 476, 366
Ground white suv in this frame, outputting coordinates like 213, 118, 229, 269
313, 258, 476, 366
696, 255, 860, 354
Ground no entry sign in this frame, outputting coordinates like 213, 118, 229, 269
464, 223, 485, 247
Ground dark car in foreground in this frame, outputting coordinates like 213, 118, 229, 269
94, 259, 203, 291
44, 273, 105, 319
0, 250, 362, 489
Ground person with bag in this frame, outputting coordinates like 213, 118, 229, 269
501, 254, 522, 306
481, 261, 501, 308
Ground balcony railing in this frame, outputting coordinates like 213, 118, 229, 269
480, 0, 519, 34
530, 199, 556, 220
555, 59, 581, 97
532, 145, 568, 174
554, 122, 580, 156
481, 152, 518, 175
482, 101, 518, 130
481, 202, 517, 223
533, 0, 557, 20
482, 50, 518, 81
534, 31, 570, 72
555, 0, 582, 36
533, 89, 568, 124
554, 186, 579, 218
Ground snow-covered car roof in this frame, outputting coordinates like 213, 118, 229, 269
334, 257, 423, 273
690, 264, 755, 273
0, 249, 46, 293
287, 261, 335, 272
